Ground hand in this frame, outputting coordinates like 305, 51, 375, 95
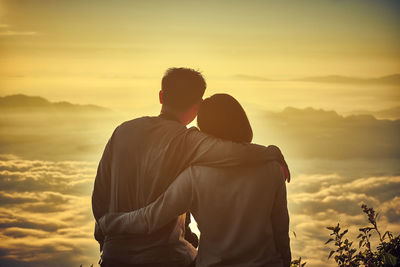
267, 145, 291, 183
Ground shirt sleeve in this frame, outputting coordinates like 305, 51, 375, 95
99, 169, 194, 235
270, 163, 291, 267
184, 128, 290, 181
92, 137, 112, 222
91, 133, 114, 250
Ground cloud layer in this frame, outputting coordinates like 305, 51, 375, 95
0, 155, 98, 267
1, 95, 399, 162
254, 107, 400, 160
287, 172, 400, 266
0, 95, 399, 266
0, 154, 399, 266
0, 24, 38, 36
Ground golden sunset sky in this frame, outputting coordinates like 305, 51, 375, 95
0, 1, 399, 267
1, 0, 399, 111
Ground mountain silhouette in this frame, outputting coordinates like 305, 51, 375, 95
346, 106, 400, 120
231, 73, 400, 85
298, 74, 400, 85
259, 107, 400, 159
0, 94, 109, 113
1, 94, 399, 161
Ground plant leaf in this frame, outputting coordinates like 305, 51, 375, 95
383, 253, 397, 266
325, 238, 334, 245
328, 250, 335, 259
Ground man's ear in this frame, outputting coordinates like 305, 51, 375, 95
190, 103, 199, 116
181, 103, 199, 125
159, 90, 163, 104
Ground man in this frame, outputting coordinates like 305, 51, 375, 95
92, 67, 290, 267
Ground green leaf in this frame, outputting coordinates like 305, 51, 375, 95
383, 253, 397, 266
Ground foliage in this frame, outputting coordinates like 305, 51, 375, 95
326, 204, 400, 267
291, 256, 307, 267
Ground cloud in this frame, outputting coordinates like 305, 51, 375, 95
0, 96, 398, 266
2, 95, 399, 162
254, 107, 400, 160
297, 74, 400, 86
232, 74, 273, 81
231, 74, 400, 86
0, 94, 120, 162
0, 155, 98, 266
287, 173, 400, 266
0, 156, 96, 195
0, 30, 37, 36
0, 24, 38, 36
0, 154, 398, 266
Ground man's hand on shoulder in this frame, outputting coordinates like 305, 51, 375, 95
266, 145, 291, 183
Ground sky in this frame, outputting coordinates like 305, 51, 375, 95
0, 0, 399, 266
0, 0, 399, 111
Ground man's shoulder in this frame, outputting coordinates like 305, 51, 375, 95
115, 116, 167, 131
113, 116, 192, 141
110, 116, 149, 136
118, 116, 152, 128
118, 116, 189, 129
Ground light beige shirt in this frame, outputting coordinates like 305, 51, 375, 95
100, 162, 291, 267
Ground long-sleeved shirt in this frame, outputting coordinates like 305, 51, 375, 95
92, 114, 289, 265
100, 162, 291, 267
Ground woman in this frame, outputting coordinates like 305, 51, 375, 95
100, 94, 291, 267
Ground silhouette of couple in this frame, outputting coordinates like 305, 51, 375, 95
92, 68, 291, 267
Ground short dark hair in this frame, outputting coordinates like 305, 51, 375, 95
197, 94, 253, 143
161, 67, 206, 111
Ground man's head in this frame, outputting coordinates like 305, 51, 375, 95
159, 67, 206, 125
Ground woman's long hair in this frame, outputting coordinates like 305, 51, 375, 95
197, 93, 253, 143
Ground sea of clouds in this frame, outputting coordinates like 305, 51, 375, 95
0, 154, 98, 266
0, 96, 399, 266
0, 153, 399, 266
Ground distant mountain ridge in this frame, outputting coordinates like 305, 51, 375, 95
276, 106, 400, 121
260, 106, 400, 159
232, 74, 272, 81
276, 106, 380, 122
0, 94, 109, 112
344, 106, 400, 120
232, 73, 400, 85
0, 94, 398, 160
298, 74, 400, 85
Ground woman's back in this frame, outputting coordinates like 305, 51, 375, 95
187, 162, 290, 267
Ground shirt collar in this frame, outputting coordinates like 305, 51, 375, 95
158, 112, 181, 123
